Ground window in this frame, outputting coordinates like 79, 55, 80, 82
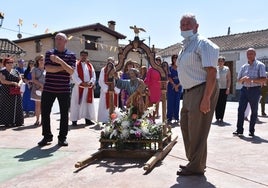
83, 35, 101, 50
35, 40, 42, 53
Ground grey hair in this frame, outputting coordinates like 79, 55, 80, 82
181, 13, 197, 24
129, 68, 140, 77
247, 47, 256, 52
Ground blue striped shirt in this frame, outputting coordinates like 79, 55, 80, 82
44, 48, 76, 93
238, 60, 266, 87
177, 34, 219, 89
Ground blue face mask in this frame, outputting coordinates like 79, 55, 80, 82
181, 30, 194, 39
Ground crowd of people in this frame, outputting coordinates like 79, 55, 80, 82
0, 13, 268, 177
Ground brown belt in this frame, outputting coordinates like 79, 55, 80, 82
183, 82, 206, 93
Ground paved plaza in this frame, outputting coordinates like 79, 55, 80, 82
0, 100, 268, 188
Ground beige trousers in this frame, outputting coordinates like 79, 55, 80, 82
180, 83, 219, 173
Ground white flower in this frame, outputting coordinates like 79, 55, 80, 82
114, 107, 125, 119
103, 126, 111, 134
121, 129, 130, 139
141, 126, 149, 135
110, 129, 118, 139
121, 120, 130, 128
141, 104, 156, 118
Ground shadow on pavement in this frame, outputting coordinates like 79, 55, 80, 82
170, 175, 216, 188
14, 145, 60, 162
95, 158, 145, 174
211, 121, 231, 126
238, 135, 268, 144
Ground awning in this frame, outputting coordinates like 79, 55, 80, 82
0, 38, 25, 56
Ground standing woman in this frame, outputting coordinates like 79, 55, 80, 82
31, 55, 45, 126
23, 60, 35, 117
214, 56, 231, 124
0, 58, 24, 127
144, 56, 162, 122
167, 55, 182, 124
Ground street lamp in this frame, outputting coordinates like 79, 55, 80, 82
0, 12, 4, 27
17, 24, 22, 39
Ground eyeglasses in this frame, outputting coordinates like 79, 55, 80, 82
6, 61, 13, 64
156, 59, 161, 61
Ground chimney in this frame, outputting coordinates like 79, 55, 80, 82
227, 27, 231, 35
108, 20, 116, 31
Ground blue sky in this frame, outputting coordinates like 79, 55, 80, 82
1, 0, 268, 48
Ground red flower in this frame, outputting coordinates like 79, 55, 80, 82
110, 113, 117, 120
131, 114, 138, 120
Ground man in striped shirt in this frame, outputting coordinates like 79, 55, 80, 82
38, 32, 76, 147
176, 13, 219, 176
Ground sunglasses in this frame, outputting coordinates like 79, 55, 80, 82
6, 61, 14, 64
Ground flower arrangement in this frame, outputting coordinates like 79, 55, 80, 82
101, 105, 162, 142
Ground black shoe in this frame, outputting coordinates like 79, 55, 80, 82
58, 140, 68, 146
72, 121, 77, 126
214, 119, 220, 124
177, 168, 204, 176
249, 132, 255, 137
233, 131, 243, 136
85, 119, 95, 125
179, 165, 187, 169
38, 138, 52, 146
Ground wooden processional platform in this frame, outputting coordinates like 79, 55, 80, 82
75, 35, 177, 173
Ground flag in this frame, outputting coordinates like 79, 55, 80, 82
0, 12, 4, 18
18, 19, 23, 26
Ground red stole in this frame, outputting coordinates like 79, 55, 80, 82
77, 60, 93, 104
104, 66, 118, 109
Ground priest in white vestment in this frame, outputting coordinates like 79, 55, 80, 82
70, 50, 96, 126
97, 57, 120, 124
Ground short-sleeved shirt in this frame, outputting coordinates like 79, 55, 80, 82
237, 60, 266, 87
43, 48, 76, 93
217, 66, 230, 89
177, 33, 219, 89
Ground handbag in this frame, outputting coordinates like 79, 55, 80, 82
9, 86, 21, 95
36, 90, 42, 96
